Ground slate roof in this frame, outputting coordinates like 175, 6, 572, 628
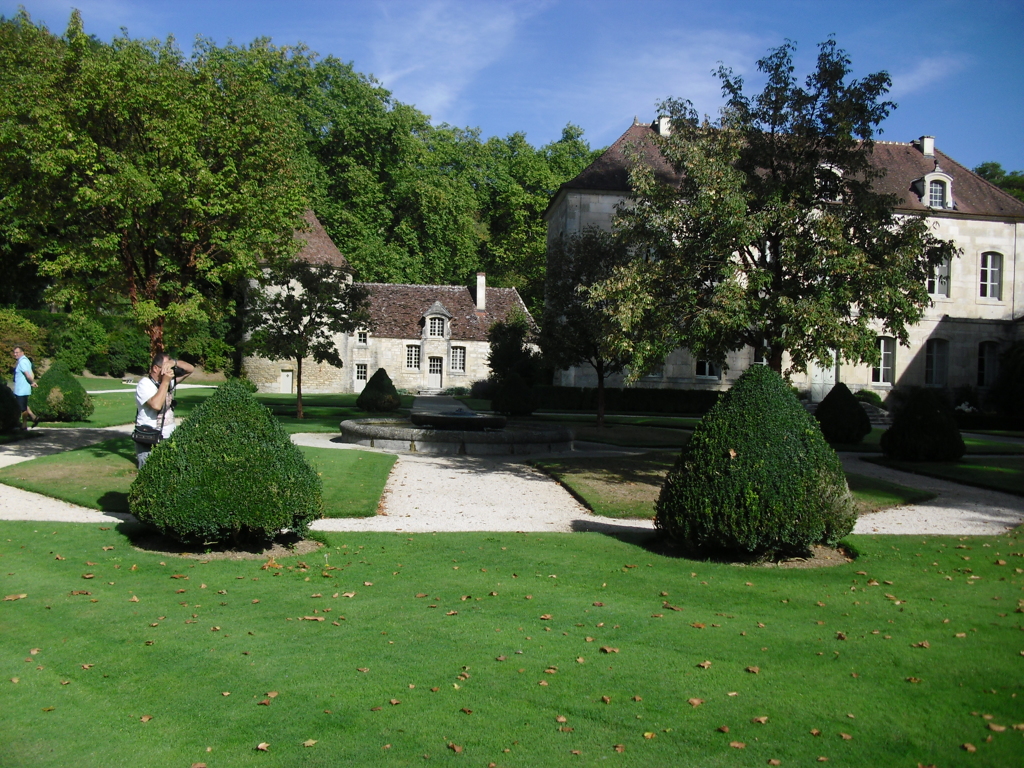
358, 283, 533, 341
294, 210, 350, 269
560, 121, 1024, 219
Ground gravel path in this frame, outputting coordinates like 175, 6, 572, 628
0, 427, 1020, 537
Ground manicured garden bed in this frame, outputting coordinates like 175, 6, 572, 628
865, 456, 1024, 497
0, 437, 395, 518
1, 522, 1021, 766
534, 452, 935, 520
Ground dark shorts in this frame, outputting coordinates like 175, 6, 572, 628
15, 394, 29, 412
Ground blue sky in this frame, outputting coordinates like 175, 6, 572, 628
5, 0, 1023, 170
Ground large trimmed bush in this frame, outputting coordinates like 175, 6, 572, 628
880, 387, 965, 461
656, 366, 855, 560
28, 360, 94, 421
0, 309, 46, 360
128, 380, 323, 546
815, 383, 872, 444
356, 368, 400, 412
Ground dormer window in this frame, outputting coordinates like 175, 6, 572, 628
422, 300, 453, 340
915, 166, 954, 209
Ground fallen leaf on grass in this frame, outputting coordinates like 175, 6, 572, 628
389, 699, 400, 706
301, 616, 325, 622
840, 733, 852, 740
962, 744, 976, 752
266, 691, 278, 698
697, 660, 712, 669
912, 641, 930, 649
302, 739, 317, 747
461, 708, 473, 715
601, 696, 611, 704
691, 622, 705, 629
688, 698, 704, 707
70, 591, 90, 596
600, 646, 619, 654
810, 729, 821, 736
448, 743, 463, 754
593, 602, 604, 607
446, 611, 458, 616
129, 596, 139, 603
746, 666, 760, 674
989, 723, 1007, 732
643, 732, 656, 740
576, 657, 585, 664
633, 695, 642, 701
140, 715, 153, 722
769, 760, 782, 766
752, 716, 768, 724
256, 743, 269, 752
341, 592, 356, 598
613, 745, 625, 753
257, 699, 272, 706
717, 725, 729, 733
729, 741, 746, 749
539, 614, 552, 620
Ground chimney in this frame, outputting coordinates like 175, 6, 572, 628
918, 135, 935, 157
656, 115, 672, 137
475, 272, 486, 311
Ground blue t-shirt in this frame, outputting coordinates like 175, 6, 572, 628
13, 357, 32, 396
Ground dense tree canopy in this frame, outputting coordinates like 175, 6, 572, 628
973, 161, 1024, 203
0, 11, 311, 356
593, 39, 960, 379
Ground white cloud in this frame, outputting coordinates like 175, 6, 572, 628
368, 0, 546, 123
888, 55, 968, 99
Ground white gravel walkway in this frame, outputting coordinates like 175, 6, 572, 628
0, 428, 1020, 537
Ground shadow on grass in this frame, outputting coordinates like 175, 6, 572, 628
97, 490, 130, 514
114, 520, 323, 559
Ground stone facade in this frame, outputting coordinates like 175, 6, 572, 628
544, 121, 1024, 401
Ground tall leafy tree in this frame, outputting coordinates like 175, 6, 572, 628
246, 260, 370, 419
0, 12, 309, 356
594, 39, 959, 378
973, 162, 1024, 203
542, 228, 633, 428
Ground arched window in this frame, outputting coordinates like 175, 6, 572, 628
872, 337, 895, 384
925, 339, 949, 386
980, 252, 1003, 299
978, 342, 1000, 387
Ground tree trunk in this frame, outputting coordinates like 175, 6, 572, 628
768, 348, 784, 374
296, 356, 304, 419
147, 319, 165, 358
595, 358, 606, 431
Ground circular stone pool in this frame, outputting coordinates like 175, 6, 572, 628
338, 418, 574, 456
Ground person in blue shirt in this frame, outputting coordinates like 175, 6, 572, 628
12, 346, 39, 432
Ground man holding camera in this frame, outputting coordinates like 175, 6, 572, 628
134, 353, 194, 468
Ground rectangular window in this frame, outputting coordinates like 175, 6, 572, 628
924, 339, 949, 386
929, 180, 946, 208
872, 337, 895, 384
428, 317, 445, 337
695, 360, 720, 379
406, 345, 420, 370
450, 346, 466, 372
357, 330, 368, 345
978, 342, 999, 387
927, 258, 950, 298
355, 363, 367, 382
980, 252, 1002, 299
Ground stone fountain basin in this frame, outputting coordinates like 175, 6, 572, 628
409, 408, 506, 430
338, 418, 573, 456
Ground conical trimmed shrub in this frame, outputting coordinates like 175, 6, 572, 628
880, 388, 965, 461
356, 368, 401, 412
815, 383, 872, 444
128, 379, 323, 546
656, 366, 855, 559
28, 360, 94, 421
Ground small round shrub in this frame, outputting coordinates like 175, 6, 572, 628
128, 379, 323, 546
853, 388, 884, 409
655, 365, 855, 560
0, 373, 20, 433
357, 368, 401, 412
880, 387, 965, 461
492, 371, 538, 417
28, 360, 94, 421
815, 383, 872, 444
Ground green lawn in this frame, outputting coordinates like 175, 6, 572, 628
1, 522, 1022, 767
865, 456, 1024, 497
533, 453, 935, 520
0, 437, 395, 519
831, 427, 1024, 455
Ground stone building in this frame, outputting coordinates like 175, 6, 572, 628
243, 213, 532, 394
544, 120, 1024, 401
